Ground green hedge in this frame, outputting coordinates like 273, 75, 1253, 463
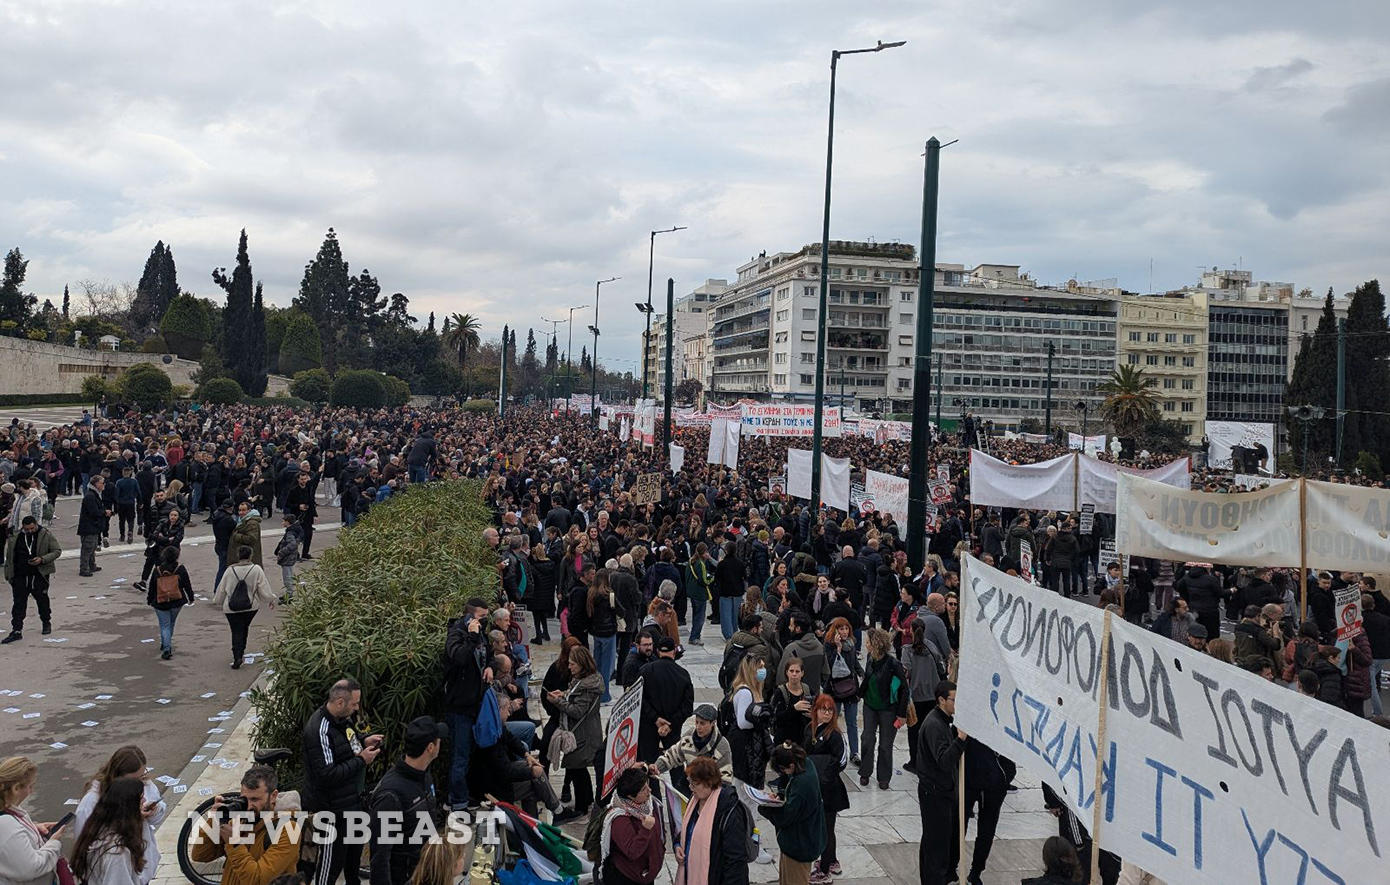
120, 363, 174, 410
289, 368, 332, 404
462, 398, 497, 413
244, 395, 311, 408
0, 394, 92, 408
382, 375, 411, 408
250, 479, 498, 791
330, 369, 387, 408
198, 377, 244, 405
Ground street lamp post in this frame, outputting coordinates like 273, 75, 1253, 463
810, 39, 906, 514
643, 226, 685, 399
1290, 405, 1326, 476
560, 305, 588, 414
591, 277, 620, 425
1076, 400, 1089, 443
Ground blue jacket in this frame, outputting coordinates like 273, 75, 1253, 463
114, 476, 140, 505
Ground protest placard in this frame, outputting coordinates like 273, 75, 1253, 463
866, 469, 909, 524
600, 678, 643, 797
739, 404, 841, 437
1079, 504, 1095, 535
956, 555, 1388, 884
632, 473, 662, 505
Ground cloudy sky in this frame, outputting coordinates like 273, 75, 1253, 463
3, 0, 1387, 368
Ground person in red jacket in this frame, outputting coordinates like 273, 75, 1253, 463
598, 765, 666, 885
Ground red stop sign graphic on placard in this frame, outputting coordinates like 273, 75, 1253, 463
610, 719, 635, 764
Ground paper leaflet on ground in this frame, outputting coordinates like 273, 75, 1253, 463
956, 554, 1386, 884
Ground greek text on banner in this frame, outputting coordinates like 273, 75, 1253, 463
1114, 472, 1301, 566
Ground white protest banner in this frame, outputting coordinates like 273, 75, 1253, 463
599, 411, 611, 432
969, 449, 1076, 512
787, 449, 812, 500
1077, 454, 1191, 514
600, 677, 643, 796
865, 469, 909, 524
1207, 420, 1275, 472
957, 555, 1388, 885
1232, 473, 1294, 491
722, 418, 740, 470
706, 418, 727, 465
668, 443, 685, 474
1114, 472, 1302, 567
1069, 432, 1106, 455
740, 403, 842, 437
618, 418, 630, 443
822, 456, 851, 513
1303, 481, 1390, 572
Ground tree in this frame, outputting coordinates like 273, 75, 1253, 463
1136, 416, 1191, 455
426, 311, 435, 333
443, 313, 481, 393
289, 368, 332, 403
190, 344, 227, 388
674, 377, 702, 404
158, 293, 214, 359
130, 241, 179, 332
337, 268, 385, 368
212, 230, 260, 394
0, 247, 35, 332
1343, 280, 1389, 465
247, 283, 268, 396
198, 377, 244, 405
1284, 288, 1339, 458
330, 369, 387, 408
1096, 364, 1160, 437
61, 285, 69, 319
385, 292, 414, 328
382, 375, 412, 408
1017, 416, 1043, 434
119, 363, 173, 409
294, 229, 352, 371
519, 329, 540, 398
580, 346, 591, 374
420, 359, 464, 396
279, 312, 323, 376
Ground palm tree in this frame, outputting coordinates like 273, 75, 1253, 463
1097, 364, 1161, 437
444, 312, 481, 395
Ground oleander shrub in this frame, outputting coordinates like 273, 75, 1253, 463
329, 369, 386, 408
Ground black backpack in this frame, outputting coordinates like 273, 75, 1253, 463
228, 567, 253, 612
718, 642, 748, 692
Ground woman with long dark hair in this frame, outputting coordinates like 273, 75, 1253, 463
549, 645, 605, 821
73, 745, 165, 878
588, 568, 619, 702
71, 778, 150, 885
528, 542, 556, 644
147, 546, 193, 660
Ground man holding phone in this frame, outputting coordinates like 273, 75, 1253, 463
3, 515, 62, 644
189, 765, 301, 885
303, 678, 383, 885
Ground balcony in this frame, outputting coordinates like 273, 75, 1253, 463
827, 331, 888, 351
827, 312, 888, 329
713, 359, 769, 374
711, 311, 770, 341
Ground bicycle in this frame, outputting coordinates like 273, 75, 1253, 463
175, 747, 373, 885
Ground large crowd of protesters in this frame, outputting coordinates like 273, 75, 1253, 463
1, 399, 1387, 885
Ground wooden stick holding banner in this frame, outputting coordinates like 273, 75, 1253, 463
957, 571, 968, 885
1089, 608, 1114, 885
1299, 477, 1309, 625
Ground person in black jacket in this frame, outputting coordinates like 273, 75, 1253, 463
303, 678, 383, 885
442, 597, 494, 810
1174, 564, 1229, 642
918, 681, 966, 885
368, 717, 444, 885
1041, 783, 1119, 885
963, 738, 1016, 885
528, 543, 557, 644
677, 756, 752, 885
829, 547, 867, 614
713, 541, 745, 642
210, 500, 237, 590
77, 475, 107, 577
286, 470, 318, 559
637, 636, 695, 763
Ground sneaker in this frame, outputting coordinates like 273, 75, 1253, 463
91, 566, 102, 572
552, 806, 586, 825
810, 871, 833, 885
79, 571, 93, 578
161, 649, 172, 660
0, 632, 20, 644
850, 753, 861, 766
41, 624, 51, 636
101, 537, 110, 548
688, 638, 703, 646
829, 862, 843, 876
133, 581, 146, 591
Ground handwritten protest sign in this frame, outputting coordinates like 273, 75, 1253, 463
739, 404, 841, 437
632, 473, 662, 505
957, 555, 1387, 884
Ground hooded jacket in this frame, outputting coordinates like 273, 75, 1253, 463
777, 633, 830, 696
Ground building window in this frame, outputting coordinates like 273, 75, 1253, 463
803, 286, 817, 298
1165, 333, 1177, 343
1163, 401, 1175, 412
830, 268, 842, 279
901, 291, 913, 302
799, 353, 813, 364
1128, 331, 1140, 342
1181, 401, 1194, 412
774, 374, 787, 385
899, 313, 913, 325
897, 378, 910, 390
776, 310, 789, 322
802, 309, 816, 320
1163, 378, 1176, 389
898, 335, 912, 346
1164, 355, 1176, 366
1147, 332, 1159, 342
1182, 356, 1195, 367
1183, 333, 1196, 344
774, 353, 787, 364
799, 373, 813, 385
1146, 355, 1159, 365
1127, 354, 1140, 365
899, 357, 911, 366
777, 287, 790, 301
801, 331, 816, 341
857, 269, 868, 279
1182, 378, 1194, 390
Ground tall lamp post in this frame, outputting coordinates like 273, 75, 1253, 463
558, 305, 587, 414
590, 276, 620, 425
1076, 400, 1090, 443
810, 39, 906, 513
1289, 404, 1325, 476
642, 226, 685, 399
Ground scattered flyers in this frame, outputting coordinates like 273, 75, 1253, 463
43, 638, 68, 643
95, 694, 113, 700
173, 785, 187, 794
49, 742, 67, 750
80, 720, 99, 727
202, 742, 222, 749
239, 692, 251, 698
112, 578, 127, 583
156, 699, 172, 704
191, 755, 206, 763
28, 693, 45, 699
93, 596, 106, 600
141, 639, 156, 644
22, 713, 40, 719
198, 788, 213, 797
77, 703, 95, 709
64, 799, 78, 806
119, 553, 135, 559
2, 708, 19, 714
217, 711, 234, 717
200, 693, 216, 699
208, 728, 224, 734
66, 596, 78, 599
155, 775, 180, 786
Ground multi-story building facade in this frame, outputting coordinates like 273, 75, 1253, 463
1116, 293, 1208, 439
1288, 287, 1350, 379
642, 279, 726, 395
1191, 269, 1290, 424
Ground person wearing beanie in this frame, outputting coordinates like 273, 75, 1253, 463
654, 703, 733, 795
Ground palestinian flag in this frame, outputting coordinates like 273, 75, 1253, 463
658, 774, 690, 850
492, 801, 595, 883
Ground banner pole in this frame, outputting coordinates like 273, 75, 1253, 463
1090, 608, 1114, 885
957, 560, 968, 885
1299, 478, 1309, 626
1073, 452, 1080, 513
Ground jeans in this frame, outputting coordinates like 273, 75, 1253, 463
191, 482, 203, 514
858, 707, 898, 784
409, 465, 428, 484
226, 610, 256, 663
448, 711, 477, 809
280, 564, 296, 596
688, 594, 707, 643
344, 511, 357, 528
593, 634, 616, 702
719, 596, 739, 640
1373, 659, 1387, 717
505, 719, 537, 750
838, 699, 860, 753
1053, 568, 1076, 598
155, 606, 181, 653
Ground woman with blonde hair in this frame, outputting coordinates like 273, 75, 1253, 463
722, 654, 772, 788
0, 757, 66, 885
406, 835, 467, 885
1206, 637, 1235, 665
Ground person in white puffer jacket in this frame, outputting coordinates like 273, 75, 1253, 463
0, 757, 67, 885
73, 746, 166, 884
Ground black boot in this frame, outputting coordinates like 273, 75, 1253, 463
1, 631, 21, 644
41, 623, 51, 636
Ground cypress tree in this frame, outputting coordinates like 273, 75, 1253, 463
62, 285, 70, 319
294, 229, 351, 371
1344, 280, 1390, 464
0, 247, 33, 330
1286, 288, 1339, 457
427, 311, 436, 333
249, 282, 268, 396
212, 230, 257, 393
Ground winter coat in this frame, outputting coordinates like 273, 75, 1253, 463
554, 673, 604, 768
758, 768, 825, 864
1362, 607, 1390, 659
654, 725, 733, 794
693, 785, 752, 885
1005, 522, 1033, 564
713, 554, 745, 599
302, 705, 366, 812
902, 641, 943, 702
147, 564, 194, 612
229, 513, 263, 565
3, 527, 61, 581
1048, 530, 1079, 570
78, 487, 107, 536
1343, 632, 1374, 703
638, 657, 694, 763
777, 633, 831, 696
803, 726, 850, 814
1311, 658, 1343, 706
859, 652, 909, 717
443, 615, 491, 714
1176, 568, 1229, 616
1232, 621, 1281, 673
611, 567, 643, 631
211, 562, 277, 614
528, 557, 557, 618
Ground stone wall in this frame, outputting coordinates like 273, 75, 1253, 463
0, 336, 202, 395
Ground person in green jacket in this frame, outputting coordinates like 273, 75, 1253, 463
760, 743, 826, 885
3, 517, 62, 643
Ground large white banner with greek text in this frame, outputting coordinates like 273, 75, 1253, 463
957, 555, 1386, 884
864, 469, 909, 524
739, 403, 842, 437
969, 450, 1076, 511
1077, 455, 1191, 514
1115, 472, 1302, 566
1304, 481, 1390, 572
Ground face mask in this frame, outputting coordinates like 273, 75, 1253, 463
755, 667, 767, 682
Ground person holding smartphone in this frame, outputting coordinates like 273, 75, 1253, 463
0, 756, 70, 885
73, 746, 166, 879
302, 679, 383, 885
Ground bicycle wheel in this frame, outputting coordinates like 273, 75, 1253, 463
176, 797, 225, 885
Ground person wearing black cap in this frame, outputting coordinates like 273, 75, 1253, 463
368, 717, 444, 885
637, 636, 694, 763
653, 703, 732, 795
1185, 621, 1209, 652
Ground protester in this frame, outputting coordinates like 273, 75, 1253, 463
821, 617, 862, 763
675, 755, 751, 885
211, 545, 277, 668
596, 765, 665, 885
70, 778, 150, 885
405, 838, 466, 885
857, 628, 908, 790
0, 757, 67, 885
442, 597, 494, 812
189, 765, 302, 885
722, 654, 772, 789
2, 516, 61, 644
147, 546, 194, 660
758, 743, 825, 885
803, 695, 848, 884
74, 745, 165, 881
587, 568, 620, 702
368, 717, 445, 885
273, 514, 303, 603
78, 474, 108, 577
548, 645, 605, 822
637, 636, 694, 763
917, 681, 966, 885
302, 679, 382, 885
655, 704, 733, 796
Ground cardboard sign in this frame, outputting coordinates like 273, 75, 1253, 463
600, 677, 643, 797
1079, 503, 1095, 535
936, 464, 950, 483
632, 473, 662, 505
1018, 539, 1034, 583
929, 479, 951, 505
768, 475, 786, 497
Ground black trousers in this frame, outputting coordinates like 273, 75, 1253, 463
313, 809, 363, 885
301, 522, 315, 556
226, 610, 257, 662
10, 577, 51, 632
918, 792, 959, 885
819, 810, 838, 870
906, 699, 936, 768
965, 783, 1007, 878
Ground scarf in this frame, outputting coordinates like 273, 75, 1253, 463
598, 793, 662, 879
678, 788, 721, 885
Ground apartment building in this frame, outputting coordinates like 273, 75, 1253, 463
642, 279, 726, 394
1182, 268, 1291, 425
1117, 292, 1208, 439
1288, 287, 1350, 379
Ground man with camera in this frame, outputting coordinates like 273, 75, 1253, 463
190, 765, 302, 885
442, 597, 495, 811
303, 678, 383, 885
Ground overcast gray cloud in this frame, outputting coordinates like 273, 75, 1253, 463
1, 0, 1386, 368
